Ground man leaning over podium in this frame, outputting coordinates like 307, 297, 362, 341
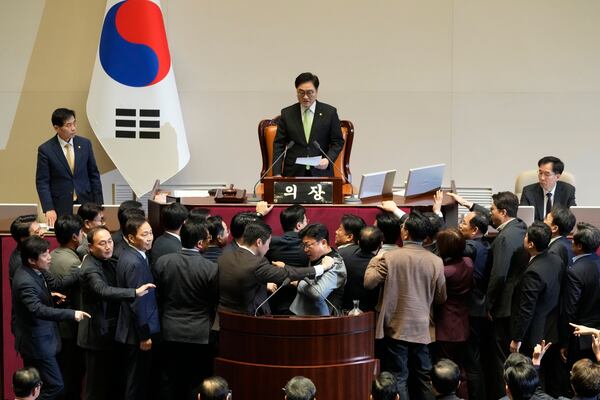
272, 72, 344, 177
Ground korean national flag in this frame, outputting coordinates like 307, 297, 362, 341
87, 0, 189, 196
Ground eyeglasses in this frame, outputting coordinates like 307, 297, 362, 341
297, 90, 316, 98
302, 241, 318, 249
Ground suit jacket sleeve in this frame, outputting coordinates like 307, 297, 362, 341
17, 280, 75, 321
486, 235, 510, 313
254, 257, 316, 285
512, 269, 544, 341
84, 268, 136, 301
36, 145, 54, 212
123, 259, 154, 340
325, 108, 344, 163
364, 255, 387, 290
86, 140, 104, 204
560, 267, 583, 345
43, 269, 80, 292
434, 263, 447, 305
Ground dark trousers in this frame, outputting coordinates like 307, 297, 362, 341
489, 317, 511, 400
382, 336, 434, 400
84, 346, 125, 400
159, 341, 214, 400
57, 337, 84, 400
465, 316, 491, 400
24, 356, 64, 400
121, 344, 153, 400
539, 344, 571, 398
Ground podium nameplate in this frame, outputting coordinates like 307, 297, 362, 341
273, 181, 333, 204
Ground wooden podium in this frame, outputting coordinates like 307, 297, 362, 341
215, 311, 378, 400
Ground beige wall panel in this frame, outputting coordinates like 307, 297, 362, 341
453, 0, 600, 92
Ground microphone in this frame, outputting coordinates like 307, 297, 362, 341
311, 141, 359, 202
310, 141, 349, 184
254, 277, 292, 316
299, 277, 342, 317
248, 141, 295, 203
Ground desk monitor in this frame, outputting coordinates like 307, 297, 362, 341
404, 163, 445, 197
73, 204, 120, 233
569, 207, 600, 230
517, 205, 535, 226
358, 170, 396, 199
0, 204, 38, 233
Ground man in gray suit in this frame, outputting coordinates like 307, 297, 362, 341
290, 223, 346, 316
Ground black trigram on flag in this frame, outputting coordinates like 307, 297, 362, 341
115, 108, 161, 139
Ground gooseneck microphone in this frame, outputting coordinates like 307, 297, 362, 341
254, 277, 292, 316
248, 141, 295, 203
311, 141, 359, 202
310, 141, 349, 184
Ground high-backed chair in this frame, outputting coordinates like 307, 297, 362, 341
515, 169, 576, 199
257, 117, 354, 195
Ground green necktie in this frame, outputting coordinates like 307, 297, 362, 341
302, 108, 313, 142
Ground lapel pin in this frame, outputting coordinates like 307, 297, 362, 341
319, 113, 323, 116
78, 145, 81, 149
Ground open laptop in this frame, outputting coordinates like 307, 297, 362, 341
517, 205, 535, 226
403, 163, 445, 197
358, 170, 396, 199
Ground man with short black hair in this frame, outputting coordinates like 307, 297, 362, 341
204, 215, 229, 262
9, 215, 44, 285
334, 214, 366, 257
153, 219, 218, 400
431, 359, 463, 399
371, 372, 399, 400
223, 211, 260, 254
283, 376, 317, 400
544, 207, 576, 269
112, 200, 143, 253
560, 222, 600, 367
198, 376, 231, 400
272, 72, 344, 177
342, 226, 382, 312
218, 221, 333, 315
290, 223, 347, 316
520, 156, 576, 221
13, 367, 42, 400
150, 202, 188, 265
12, 236, 90, 400
76, 202, 105, 257
112, 206, 145, 260
504, 363, 539, 400
374, 211, 401, 254
365, 210, 447, 400
36, 108, 103, 226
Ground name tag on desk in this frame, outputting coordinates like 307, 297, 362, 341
273, 181, 333, 204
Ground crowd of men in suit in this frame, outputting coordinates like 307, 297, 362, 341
8, 155, 600, 400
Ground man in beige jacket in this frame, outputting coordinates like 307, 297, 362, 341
365, 210, 446, 400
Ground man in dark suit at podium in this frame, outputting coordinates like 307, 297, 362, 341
520, 156, 576, 221
36, 108, 103, 227
272, 72, 344, 177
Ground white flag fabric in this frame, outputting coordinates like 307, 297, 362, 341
87, 0, 189, 197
